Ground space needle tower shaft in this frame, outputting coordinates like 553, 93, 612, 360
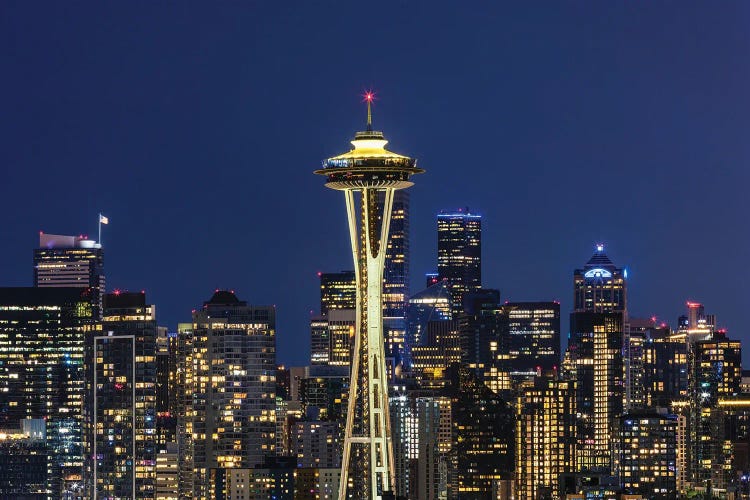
314, 94, 423, 499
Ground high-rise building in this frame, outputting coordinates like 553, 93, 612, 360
687, 320, 741, 491
314, 96, 423, 499
383, 191, 410, 362
459, 289, 502, 371
437, 209, 481, 314
389, 386, 417, 498
179, 291, 277, 498
570, 311, 623, 471
415, 397, 451, 500
0, 421, 48, 498
327, 309, 356, 367
155, 442, 179, 500
573, 243, 626, 313
310, 315, 331, 365
299, 365, 349, 422
643, 327, 687, 408
292, 420, 342, 468
406, 281, 452, 351
619, 409, 677, 498
320, 271, 356, 315
411, 320, 462, 386
447, 367, 515, 497
504, 301, 561, 374
383, 190, 410, 319
565, 245, 627, 472
84, 291, 157, 499
515, 378, 577, 500
34, 232, 105, 319
0, 287, 92, 497
295, 467, 342, 500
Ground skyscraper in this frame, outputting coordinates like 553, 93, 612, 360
310, 315, 331, 365
179, 291, 276, 498
437, 209, 481, 314
0, 287, 92, 497
504, 301, 561, 374
685, 311, 741, 491
569, 311, 624, 471
327, 309, 356, 367
415, 397, 450, 500
565, 244, 627, 471
619, 409, 677, 498
383, 191, 410, 362
34, 232, 105, 319
447, 367, 515, 497
314, 95, 423, 499
459, 289, 502, 371
383, 190, 410, 319
573, 243, 626, 313
320, 271, 356, 315
515, 378, 577, 500
84, 291, 157, 499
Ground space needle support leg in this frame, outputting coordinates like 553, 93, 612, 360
339, 188, 362, 500
363, 187, 396, 497
378, 188, 397, 491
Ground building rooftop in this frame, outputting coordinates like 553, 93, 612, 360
38, 232, 100, 249
206, 290, 242, 306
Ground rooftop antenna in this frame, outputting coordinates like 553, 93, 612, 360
363, 90, 375, 131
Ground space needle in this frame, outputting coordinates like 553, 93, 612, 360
314, 93, 423, 499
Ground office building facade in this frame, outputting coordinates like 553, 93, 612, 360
515, 378, 577, 500
437, 209, 481, 314
84, 291, 158, 499
619, 410, 677, 498
179, 291, 276, 498
0, 287, 92, 497
34, 232, 105, 319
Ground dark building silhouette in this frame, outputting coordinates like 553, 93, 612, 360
319, 271, 356, 315
504, 301, 560, 374
459, 289, 502, 371
445, 367, 514, 498
437, 209, 481, 315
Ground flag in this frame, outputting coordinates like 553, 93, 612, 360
99, 214, 109, 225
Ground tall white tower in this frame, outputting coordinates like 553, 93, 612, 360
315, 94, 423, 499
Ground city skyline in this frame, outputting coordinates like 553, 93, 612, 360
1, 3, 749, 368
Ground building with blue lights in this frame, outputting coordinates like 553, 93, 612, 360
565, 245, 627, 472
573, 243, 626, 314
0, 287, 92, 498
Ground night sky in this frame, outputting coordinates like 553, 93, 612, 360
2, 3, 749, 366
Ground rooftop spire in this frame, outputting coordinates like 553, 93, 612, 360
363, 90, 375, 131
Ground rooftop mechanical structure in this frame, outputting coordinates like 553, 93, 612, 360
315, 94, 423, 499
